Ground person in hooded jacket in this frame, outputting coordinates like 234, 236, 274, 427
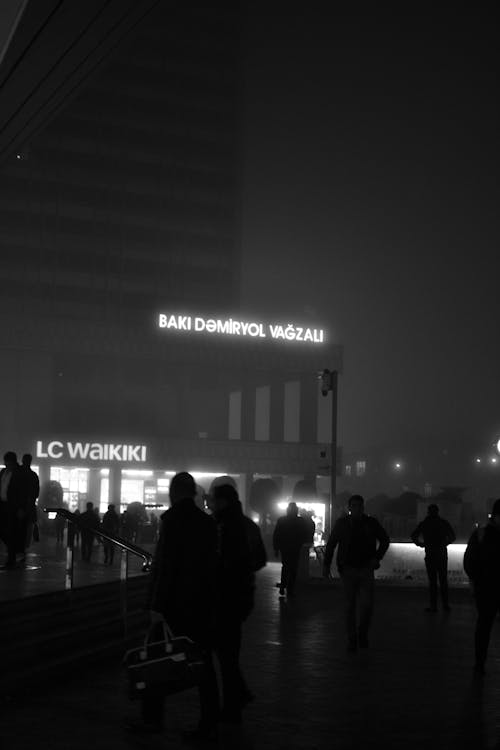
464, 498, 500, 674
212, 482, 264, 723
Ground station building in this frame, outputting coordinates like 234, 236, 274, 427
0, 1, 342, 535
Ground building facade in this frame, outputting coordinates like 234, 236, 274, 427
0, 2, 342, 533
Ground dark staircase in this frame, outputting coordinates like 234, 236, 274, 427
0, 575, 150, 696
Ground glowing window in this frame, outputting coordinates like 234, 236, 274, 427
355, 461, 366, 477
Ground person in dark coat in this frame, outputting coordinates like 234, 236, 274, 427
20, 453, 40, 555
273, 502, 309, 597
0, 451, 27, 569
101, 503, 120, 564
79, 501, 99, 562
411, 503, 456, 612
323, 494, 390, 651
463, 498, 500, 674
209, 475, 267, 573
138, 472, 219, 741
212, 482, 263, 723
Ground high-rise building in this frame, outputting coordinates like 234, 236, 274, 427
0, 2, 341, 530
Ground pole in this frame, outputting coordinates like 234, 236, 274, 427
329, 370, 338, 536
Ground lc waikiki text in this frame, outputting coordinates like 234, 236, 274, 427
36, 441, 147, 462
158, 314, 325, 344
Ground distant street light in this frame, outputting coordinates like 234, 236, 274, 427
475, 458, 481, 464
491, 457, 498, 464
395, 462, 402, 470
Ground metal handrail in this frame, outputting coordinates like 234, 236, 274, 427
43, 507, 153, 570
43, 507, 153, 638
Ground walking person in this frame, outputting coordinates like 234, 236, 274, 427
273, 502, 309, 597
80, 501, 99, 562
463, 498, 500, 674
0, 451, 27, 569
323, 494, 390, 652
211, 482, 264, 723
20, 453, 40, 557
411, 503, 456, 612
101, 504, 120, 565
135, 472, 219, 741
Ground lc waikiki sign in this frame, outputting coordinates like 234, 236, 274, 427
158, 314, 325, 344
36, 441, 147, 463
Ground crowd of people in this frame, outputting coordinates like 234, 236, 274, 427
1, 453, 499, 740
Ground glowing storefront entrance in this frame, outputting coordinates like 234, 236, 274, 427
50, 466, 89, 511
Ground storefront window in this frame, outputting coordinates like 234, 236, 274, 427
50, 466, 89, 510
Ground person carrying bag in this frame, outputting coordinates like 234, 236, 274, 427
124, 620, 206, 699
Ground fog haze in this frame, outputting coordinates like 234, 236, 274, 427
240, 5, 498, 455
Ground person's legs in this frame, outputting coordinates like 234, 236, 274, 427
341, 568, 359, 649
216, 618, 243, 721
474, 590, 500, 669
141, 686, 164, 728
280, 558, 289, 594
425, 556, 438, 610
286, 551, 300, 596
437, 555, 449, 609
358, 568, 375, 646
198, 649, 219, 731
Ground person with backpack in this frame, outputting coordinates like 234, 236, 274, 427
463, 498, 500, 674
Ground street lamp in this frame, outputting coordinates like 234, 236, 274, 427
319, 368, 338, 535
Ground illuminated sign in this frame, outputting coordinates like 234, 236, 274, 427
158, 314, 325, 344
36, 441, 147, 462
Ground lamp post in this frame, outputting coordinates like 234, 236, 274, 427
320, 368, 338, 535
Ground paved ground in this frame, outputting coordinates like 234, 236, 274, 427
1, 562, 499, 750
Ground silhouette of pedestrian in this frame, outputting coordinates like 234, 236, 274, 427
273, 502, 309, 597
20, 453, 40, 556
0, 451, 26, 569
323, 494, 390, 651
101, 504, 119, 564
80, 502, 98, 561
411, 503, 456, 612
136, 472, 219, 741
209, 476, 267, 573
464, 498, 500, 674
54, 504, 68, 545
212, 482, 262, 723
302, 509, 316, 546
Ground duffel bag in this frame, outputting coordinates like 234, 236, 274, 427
124, 621, 206, 699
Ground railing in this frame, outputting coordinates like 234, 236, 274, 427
43, 507, 153, 637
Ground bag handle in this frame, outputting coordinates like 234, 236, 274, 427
144, 620, 175, 654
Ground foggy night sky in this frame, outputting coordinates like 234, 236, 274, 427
240, 6, 498, 456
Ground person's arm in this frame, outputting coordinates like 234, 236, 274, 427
410, 522, 423, 547
322, 523, 340, 575
463, 531, 479, 581
374, 520, 390, 562
444, 521, 456, 545
272, 519, 281, 556
148, 518, 175, 615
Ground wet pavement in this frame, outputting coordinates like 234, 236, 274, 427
0, 538, 153, 601
1, 562, 499, 749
